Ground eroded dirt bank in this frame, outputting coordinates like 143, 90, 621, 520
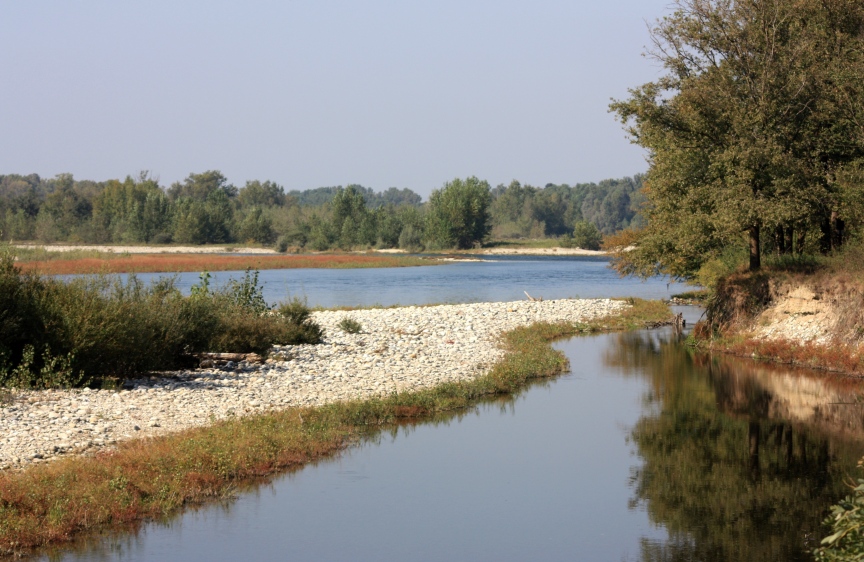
707, 272, 864, 372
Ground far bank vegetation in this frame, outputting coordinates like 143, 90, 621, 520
0, 171, 644, 252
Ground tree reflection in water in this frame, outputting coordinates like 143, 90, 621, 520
605, 330, 864, 562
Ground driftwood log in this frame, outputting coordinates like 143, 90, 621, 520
644, 312, 686, 330
524, 291, 543, 302
195, 352, 263, 368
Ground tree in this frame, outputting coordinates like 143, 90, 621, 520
237, 180, 285, 209
568, 221, 602, 250
425, 177, 492, 249
610, 0, 864, 279
330, 185, 370, 249
169, 171, 235, 244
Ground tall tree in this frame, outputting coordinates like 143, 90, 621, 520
425, 177, 492, 249
611, 0, 864, 278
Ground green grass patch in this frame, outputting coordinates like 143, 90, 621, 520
0, 298, 670, 556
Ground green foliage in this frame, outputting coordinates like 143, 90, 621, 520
0, 250, 321, 387
693, 243, 749, 290
0, 170, 647, 250
224, 268, 269, 315
611, 0, 864, 278
338, 317, 363, 334
489, 177, 644, 240
563, 221, 603, 250
425, 177, 492, 249
398, 225, 424, 252
815, 469, 864, 561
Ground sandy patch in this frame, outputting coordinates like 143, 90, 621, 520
753, 286, 838, 344
479, 247, 608, 256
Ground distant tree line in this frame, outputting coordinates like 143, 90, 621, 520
0, 170, 645, 251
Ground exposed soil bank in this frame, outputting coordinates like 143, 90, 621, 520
706, 271, 864, 374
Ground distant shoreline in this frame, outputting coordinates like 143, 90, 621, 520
12, 244, 279, 254
12, 244, 610, 257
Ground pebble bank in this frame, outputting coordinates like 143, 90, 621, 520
0, 298, 626, 471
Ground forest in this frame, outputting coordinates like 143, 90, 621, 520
0, 171, 644, 251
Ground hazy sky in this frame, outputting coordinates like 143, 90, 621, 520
1, 1, 671, 198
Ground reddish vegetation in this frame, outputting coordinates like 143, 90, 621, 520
17, 254, 435, 275
715, 333, 864, 378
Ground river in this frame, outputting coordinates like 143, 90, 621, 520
128, 255, 681, 307
37, 258, 864, 561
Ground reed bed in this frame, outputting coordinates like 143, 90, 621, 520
16, 253, 440, 275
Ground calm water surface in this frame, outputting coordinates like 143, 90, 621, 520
43, 307, 864, 562
128, 255, 681, 307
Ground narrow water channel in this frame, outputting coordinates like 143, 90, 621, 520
40, 309, 864, 561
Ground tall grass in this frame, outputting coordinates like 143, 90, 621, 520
0, 249, 322, 388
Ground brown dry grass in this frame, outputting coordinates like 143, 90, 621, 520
716, 334, 864, 377
17, 254, 439, 275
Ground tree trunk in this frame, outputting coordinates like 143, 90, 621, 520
833, 212, 845, 249
749, 224, 761, 270
774, 225, 785, 255
820, 214, 832, 254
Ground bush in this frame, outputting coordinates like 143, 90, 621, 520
398, 225, 424, 252
0, 249, 322, 387
275, 235, 290, 253
562, 221, 603, 250
338, 317, 363, 334
814, 463, 864, 561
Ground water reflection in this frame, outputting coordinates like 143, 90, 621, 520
605, 331, 864, 561
31, 326, 864, 562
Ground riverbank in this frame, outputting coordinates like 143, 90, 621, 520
705, 271, 864, 374
12, 244, 279, 254
0, 298, 671, 556
0, 298, 632, 471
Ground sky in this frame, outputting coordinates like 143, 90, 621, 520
0, 1, 672, 198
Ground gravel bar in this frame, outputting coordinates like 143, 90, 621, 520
0, 298, 626, 471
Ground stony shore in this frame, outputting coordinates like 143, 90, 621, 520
0, 298, 626, 471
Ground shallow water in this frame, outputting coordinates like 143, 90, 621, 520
127, 255, 682, 307
42, 308, 864, 561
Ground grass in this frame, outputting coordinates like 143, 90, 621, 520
15, 253, 441, 275
670, 289, 710, 302
337, 317, 363, 334
0, 298, 671, 556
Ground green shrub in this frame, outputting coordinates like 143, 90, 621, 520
815, 467, 864, 561
275, 235, 290, 253
563, 221, 603, 250
0, 248, 322, 387
338, 317, 363, 334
